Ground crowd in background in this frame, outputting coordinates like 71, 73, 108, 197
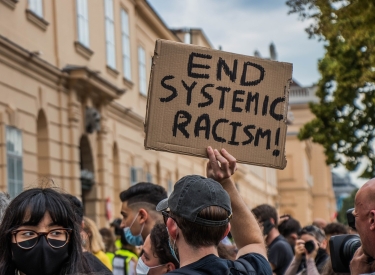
0, 147, 366, 275
0, 186, 358, 275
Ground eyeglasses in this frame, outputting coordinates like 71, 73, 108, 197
161, 211, 179, 227
11, 228, 72, 249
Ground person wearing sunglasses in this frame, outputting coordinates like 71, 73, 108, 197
154, 147, 272, 275
136, 223, 179, 275
0, 187, 92, 275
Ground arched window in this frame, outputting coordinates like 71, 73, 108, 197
6, 126, 23, 198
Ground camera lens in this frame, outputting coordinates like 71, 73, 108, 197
342, 236, 361, 262
304, 240, 315, 254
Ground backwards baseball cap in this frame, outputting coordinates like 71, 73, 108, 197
156, 175, 232, 226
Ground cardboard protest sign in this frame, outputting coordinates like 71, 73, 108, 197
144, 39, 292, 169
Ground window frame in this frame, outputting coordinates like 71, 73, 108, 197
6, 126, 23, 199
28, 0, 43, 18
138, 46, 147, 96
104, 0, 116, 69
121, 9, 131, 80
130, 167, 143, 186
76, 0, 90, 48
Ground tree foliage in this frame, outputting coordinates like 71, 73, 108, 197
286, 0, 375, 177
337, 188, 357, 224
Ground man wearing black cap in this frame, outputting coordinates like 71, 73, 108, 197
156, 146, 272, 275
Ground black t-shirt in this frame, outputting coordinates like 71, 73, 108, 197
167, 253, 272, 275
267, 235, 294, 275
83, 251, 113, 275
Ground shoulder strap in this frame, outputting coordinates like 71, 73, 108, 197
112, 254, 129, 275
227, 258, 256, 275
167, 270, 203, 275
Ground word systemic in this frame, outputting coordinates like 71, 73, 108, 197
158, 52, 286, 156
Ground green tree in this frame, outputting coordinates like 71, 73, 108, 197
337, 188, 357, 225
286, 0, 375, 177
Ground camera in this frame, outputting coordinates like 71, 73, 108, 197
262, 219, 274, 236
329, 208, 361, 273
330, 234, 361, 272
304, 240, 315, 254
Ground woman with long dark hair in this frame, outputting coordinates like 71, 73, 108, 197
0, 187, 92, 275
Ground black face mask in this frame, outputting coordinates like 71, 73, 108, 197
11, 236, 69, 275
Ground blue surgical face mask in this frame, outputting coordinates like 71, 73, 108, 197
124, 212, 144, 246
166, 227, 179, 263
136, 257, 164, 275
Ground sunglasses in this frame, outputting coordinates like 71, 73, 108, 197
161, 211, 180, 227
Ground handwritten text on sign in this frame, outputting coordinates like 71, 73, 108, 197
145, 40, 292, 168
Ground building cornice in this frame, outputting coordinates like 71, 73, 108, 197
107, 102, 144, 130
0, 36, 125, 103
62, 66, 126, 102
136, 0, 180, 41
171, 28, 213, 48
0, 34, 65, 87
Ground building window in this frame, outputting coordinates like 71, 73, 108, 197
121, 9, 131, 80
104, 0, 116, 69
146, 172, 152, 183
167, 180, 173, 195
76, 0, 89, 47
6, 126, 23, 198
130, 167, 143, 186
138, 46, 146, 95
28, 0, 43, 18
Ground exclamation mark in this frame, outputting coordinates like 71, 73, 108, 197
272, 127, 280, 156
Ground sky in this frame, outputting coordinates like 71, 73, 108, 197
147, 0, 325, 87
147, 0, 368, 187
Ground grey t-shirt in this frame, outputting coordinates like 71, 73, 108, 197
268, 235, 294, 275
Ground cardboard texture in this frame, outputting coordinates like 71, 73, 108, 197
144, 39, 293, 169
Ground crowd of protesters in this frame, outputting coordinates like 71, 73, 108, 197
0, 147, 369, 275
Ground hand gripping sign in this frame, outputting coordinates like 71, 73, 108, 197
144, 39, 292, 169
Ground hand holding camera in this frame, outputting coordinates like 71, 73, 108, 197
350, 246, 375, 275
294, 239, 318, 260
304, 240, 318, 260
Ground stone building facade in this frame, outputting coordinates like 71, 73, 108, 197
0, 0, 279, 226
277, 82, 337, 225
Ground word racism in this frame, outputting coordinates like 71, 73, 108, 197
158, 52, 285, 156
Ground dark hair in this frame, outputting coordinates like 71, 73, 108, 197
172, 206, 229, 248
110, 218, 123, 236
0, 188, 90, 274
99, 227, 117, 254
278, 215, 301, 237
120, 182, 167, 206
0, 192, 10, 223
252, 204, 278, 225
150, 223, 179, 268
299, 225, 326, 242
324, 222, 348, 236
63, 194, 84, 225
